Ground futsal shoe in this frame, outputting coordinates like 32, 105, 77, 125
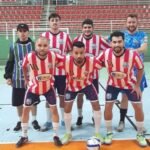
61, 133, 72, 144
16, 136, 28, 148
104, 132, 113, 145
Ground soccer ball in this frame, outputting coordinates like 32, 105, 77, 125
86, 136, 101, 150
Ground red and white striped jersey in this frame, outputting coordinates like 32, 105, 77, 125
74, 34, 110, 79
41, 31, 72, 75
22, 51, 61, 95
97, 48, 144, 89
61, 55, 102, 92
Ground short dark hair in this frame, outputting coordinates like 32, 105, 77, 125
73, 41, 85, 48
127, 13, 138, 19
110, 31, 124, 41
48, 13, 61, 21
82, 18, 93, 27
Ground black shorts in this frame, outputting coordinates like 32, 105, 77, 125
24, 88, 56, 106
105, 85, 141, 102
93, 79, 99, 93
12, 88, 26, 106
65, 84, 98, 102
54, 75, 66, 96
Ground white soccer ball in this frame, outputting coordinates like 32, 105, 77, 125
86, 136, 101, 150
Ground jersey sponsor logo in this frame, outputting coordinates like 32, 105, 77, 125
111, 71, 126, 79
50, 48, 61, 54
36, 74, 52, 82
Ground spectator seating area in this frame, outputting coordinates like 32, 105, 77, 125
0, 6, 43, 31
56, 5, 150, 32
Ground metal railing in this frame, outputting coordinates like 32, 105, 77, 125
0, 0, 150, 6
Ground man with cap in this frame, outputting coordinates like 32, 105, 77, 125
4, 23, 41, 132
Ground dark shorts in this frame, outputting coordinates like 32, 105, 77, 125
106, 85, 141, 102
93, 79, 99, 93
54, 75, 66, 96
12, 88, 26, 106
24, 88, 56, 106
65, 84, 98, 102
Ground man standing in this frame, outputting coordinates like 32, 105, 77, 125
74, 19, 110, 126
59, 41, 103, 144
41, 13, 72, 130
16, 37, 63, 147
97, 31, 147, 147
116, 14, 148, 132
4, 23, 40, 132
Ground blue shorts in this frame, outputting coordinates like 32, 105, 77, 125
24, 88, 56, 106
54, 75, 66, 96
65, 84, 98, 102
105, 86, 141, 102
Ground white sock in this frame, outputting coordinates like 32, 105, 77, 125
19, 116, 22, 122
46, 108, 52, 122
32, 115, 36, 122
64, 112, 72, 134
21, 123, 28, 137
52, 122, 59, 136
93, 110, 101, 133
136, 121, 144, 134
105, 120, 112, 133
60, 108, 64, 121
78, 109, 83, 117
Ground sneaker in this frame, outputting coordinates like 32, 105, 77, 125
41, 122, 52, 131
14, 121, 21, 131
32, 120, 41, 130
76, 116, 83, 126
104, 132, 113, 145
16, 136, 28, 148
61, 133, 72, 144
136, 134, 147, 147
53, 136, 63, 146
61, 120, 65, 126
94, 133, 104, 144
116, 121, 125, 132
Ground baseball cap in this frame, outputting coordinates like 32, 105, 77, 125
17, 23, 29, 31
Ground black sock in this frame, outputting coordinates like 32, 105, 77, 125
120, 108, 127, 122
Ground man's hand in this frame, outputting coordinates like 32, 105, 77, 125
6, 78, 12, 86
131, 84, 142, 100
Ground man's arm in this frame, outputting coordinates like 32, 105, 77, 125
136, 43, 147, 54
4, 45, 14, 85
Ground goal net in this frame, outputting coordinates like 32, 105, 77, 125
12, 27, 69, 46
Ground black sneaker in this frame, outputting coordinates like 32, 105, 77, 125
53, 136, 63, 146
76, 116, 83, 126
32, 120, 41, 130
16, 136, 28, 148
14, 121, 21, 131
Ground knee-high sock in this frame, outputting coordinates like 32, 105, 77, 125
93, 110, 101, 133
64, 112, 72, 134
